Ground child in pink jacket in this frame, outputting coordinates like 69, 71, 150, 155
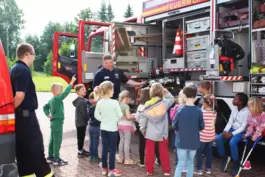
243, 97, 265, 170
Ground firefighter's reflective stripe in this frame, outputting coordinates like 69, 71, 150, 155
21, 174, 35, 177
20, 170, 53, 177
44, 170, 54, 177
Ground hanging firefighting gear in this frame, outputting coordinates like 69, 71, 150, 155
215, 35, 245, 76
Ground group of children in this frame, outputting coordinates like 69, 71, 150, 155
42, 76, 265, 177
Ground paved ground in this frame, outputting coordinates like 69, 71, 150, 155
36, 93, 265, 177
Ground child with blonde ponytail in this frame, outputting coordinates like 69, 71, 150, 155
94, 81, 124, 177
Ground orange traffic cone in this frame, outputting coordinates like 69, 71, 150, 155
173, 29, 183, 57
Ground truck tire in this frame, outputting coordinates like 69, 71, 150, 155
213, 99, 231, 157
0, 163, 18, 177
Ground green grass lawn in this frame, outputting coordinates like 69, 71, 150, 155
33, 72, 72, 92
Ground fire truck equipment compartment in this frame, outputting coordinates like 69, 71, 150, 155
186, 50, 208, 62
219, 7, 248, 28
186, 35, 210, 51
185, 17, 210, 34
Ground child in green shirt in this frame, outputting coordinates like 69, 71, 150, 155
43, 75, 76, 166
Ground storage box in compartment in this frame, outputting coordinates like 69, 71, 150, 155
186, 35, 210, 51
187, 60, 207, 68
186, 17, 210, 34
163, 58, 185, 70
186, 50, 207, 61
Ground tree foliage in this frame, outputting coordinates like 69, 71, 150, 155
98, 0, 108, 22
0, 0, 25, 58
74, 7, 94, 42
44, 51, 52, 75
24, 34, 42, 71
124, 4, 134, 18
107, 3, 115, 22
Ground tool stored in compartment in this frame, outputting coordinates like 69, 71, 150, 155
215, 35, 245, 76
219, 7, 248, 28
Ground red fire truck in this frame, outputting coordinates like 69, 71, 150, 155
52, 0, 265, 140
0, 40, 18, 176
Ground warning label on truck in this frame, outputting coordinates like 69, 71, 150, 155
142, 0, 209, 17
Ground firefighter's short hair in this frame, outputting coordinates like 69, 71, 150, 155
16, 43, 34, 59
102, 54, 113, 61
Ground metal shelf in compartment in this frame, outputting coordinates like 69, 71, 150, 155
250, 83, 265, 86
249, 92, 265, 96
252, 28, 265, 33
217, 25, 249, 31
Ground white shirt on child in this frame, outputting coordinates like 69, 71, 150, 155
224, 107, 249, 135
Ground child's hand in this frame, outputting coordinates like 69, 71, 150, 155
163, 88, 168, 95
223, 131, 232, 139
70, 75, 77, 85
252, 137, 257, 142
48, 116, 52, 119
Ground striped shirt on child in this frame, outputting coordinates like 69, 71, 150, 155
200, 110, 217, 142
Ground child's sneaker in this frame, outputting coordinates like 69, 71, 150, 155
243, 161, 251, 170
146, 172, 153, 176
155, 158, 160, 166
182, 166, 187, 173
124, 159, 137, 165
53, 158, 68, 166
46, 157, 54, 164
102, 168, 108, 175
116, 155, 124, 164
108, 169, 123, 177
89, 157, 94, 162
137, 163, 145, 168
194, 170, 203, 175
205, 169, 212, 175
78, 149, 89, 158
94, 156, 101, 163
164, 173, 170, 176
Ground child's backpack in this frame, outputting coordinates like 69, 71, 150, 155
170, 104, 181, 121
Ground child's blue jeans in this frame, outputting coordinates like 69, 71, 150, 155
215, 128, 244, 161
174, 148, 196, 177
88, 126, 100, 158
101, 130, 117, 170
196, 141, 213, 170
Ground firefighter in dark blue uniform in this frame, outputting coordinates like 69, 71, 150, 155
93, 54, 146, 151
10, 43, 54, 177
93, 54, 146, 99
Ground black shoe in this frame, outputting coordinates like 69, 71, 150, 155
53, 157, 68, 166
46, 157, 54, 164
82, 149, 90, 156
221, 156, 231, 172
78, 150, 89, 158
232, 161, 240, 176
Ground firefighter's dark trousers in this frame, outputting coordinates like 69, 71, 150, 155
15, 110, 54, 177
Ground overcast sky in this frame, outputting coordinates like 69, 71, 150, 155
16, 0, 143, 37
